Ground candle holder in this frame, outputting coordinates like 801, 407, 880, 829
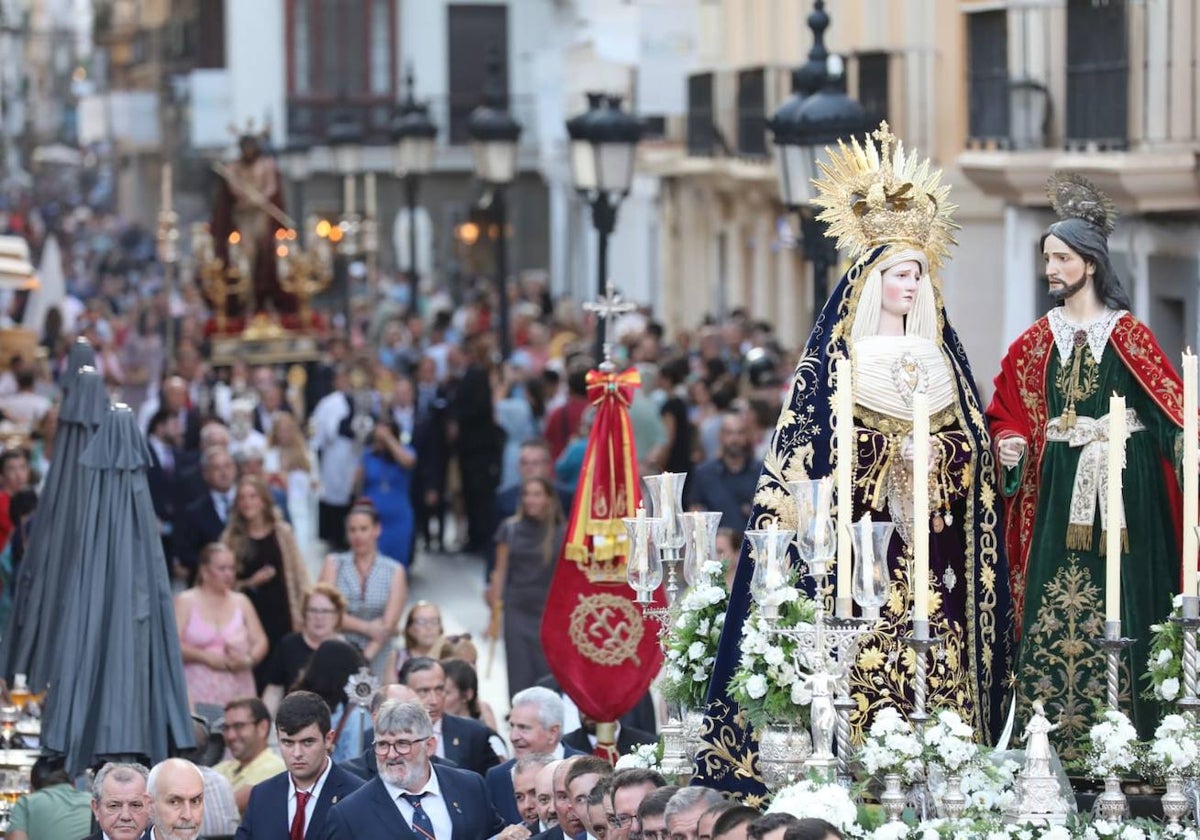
1173, 595, 1200, 711
197, 248, 252, 333
275, 228, 334, 330
1093, 620, 1135, 711
904, 619, 943, 726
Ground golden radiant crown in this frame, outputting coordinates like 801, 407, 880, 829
812, 121, 958, 271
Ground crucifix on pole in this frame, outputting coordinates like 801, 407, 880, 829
583, 280, 638, 368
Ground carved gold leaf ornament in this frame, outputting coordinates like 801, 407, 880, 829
568, 594, 643, 667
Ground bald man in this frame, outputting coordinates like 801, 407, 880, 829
147, 758, 205, 840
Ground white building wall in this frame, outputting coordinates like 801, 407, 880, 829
225, 0, 286, 149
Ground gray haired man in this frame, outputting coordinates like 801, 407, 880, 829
85, 762, 150, 840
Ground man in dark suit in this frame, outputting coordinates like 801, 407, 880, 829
236, 691, 364, 839
174, 446, 236, 579
318, 700, 504, 840
83, 761, 151, 840
399, 657, 500, 777
485, 687, 583, 826
341, 685, 458, 781
146, 408, 185, 580
146, 758, 205, 840
450, 332, 503, 555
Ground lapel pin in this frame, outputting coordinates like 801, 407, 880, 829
332, 795, 338, 804
452, 737, 460, 746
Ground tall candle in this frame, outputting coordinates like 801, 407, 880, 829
765, 520, 781, 589
1184, 349, 1198, 596
343, 174, 356, 216
365, 172, 377, 218
636, 505, 648, 576
660, 473, 676, 542
1106, 393, 1127, 622
911, 392, 930, 622
836, 356, 854, 614
161, 162, 172, 212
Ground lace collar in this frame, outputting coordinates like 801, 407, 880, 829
1047, 307, 1126, 365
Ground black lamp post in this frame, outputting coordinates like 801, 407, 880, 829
767, 0, 873, 326
467, 52, 522, 360
392, 65, 438, 316
566, 92, 642, 362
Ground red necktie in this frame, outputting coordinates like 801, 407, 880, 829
290, 789, 311, 840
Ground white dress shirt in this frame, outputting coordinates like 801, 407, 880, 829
383, 766, 453, 839
210, 488, 235, 523
431, 719, 445, 758
287, 756, 334, 834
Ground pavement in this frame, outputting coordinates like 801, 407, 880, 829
407, 545, 512, 738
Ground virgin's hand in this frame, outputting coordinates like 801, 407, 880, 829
997, 437, 1027, 468
900, 436, 937, 470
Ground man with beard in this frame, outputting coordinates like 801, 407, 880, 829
147, 759, 205, 840
988, 172, 1186, 751
321, 700, 503, 839
687, 410, 760, 530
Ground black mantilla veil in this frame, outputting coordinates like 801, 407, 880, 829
691, 243, 1013, 799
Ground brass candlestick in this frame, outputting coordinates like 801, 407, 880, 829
199, 256, 251, 333
276, 242, 333, 330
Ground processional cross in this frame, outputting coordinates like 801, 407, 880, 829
583, 280, 638, 367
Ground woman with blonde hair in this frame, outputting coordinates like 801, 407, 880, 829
487, 476, 565, 697
221, 475, 310, 688
265, 410, 319, 572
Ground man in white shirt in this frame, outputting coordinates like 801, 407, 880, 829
322, 700, 504, 839
310, 366, 361, 550
234, 690, 364, 839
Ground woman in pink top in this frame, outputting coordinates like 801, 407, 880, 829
175, 542, 269, 709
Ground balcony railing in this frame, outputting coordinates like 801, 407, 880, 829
286, 94, 539, 150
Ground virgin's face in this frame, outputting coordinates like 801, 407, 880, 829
1043, 233, 1091, 300
880, 261, 921, 317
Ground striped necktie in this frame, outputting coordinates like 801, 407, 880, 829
400, 791, 437, 840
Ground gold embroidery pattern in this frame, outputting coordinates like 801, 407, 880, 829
1017, 556, 1128, 762
1111, 315, 1184, 424
1054, 347, 1101, 416
568, 594, 644, 667
847, 540, 973, 742
695, 698, 759, 782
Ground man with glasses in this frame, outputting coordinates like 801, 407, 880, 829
235, 691, 364, 839
83, 762, 151, 840
608, 768, 666, 840
213, 698, 284, 813
399, 657, 500, 776
322, 700, 504, 839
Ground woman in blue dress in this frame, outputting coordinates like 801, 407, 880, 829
358, 416, 416, 566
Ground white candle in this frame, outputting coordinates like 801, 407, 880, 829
836, 356, 854, 614
765, 520, 781, 588
344, 174, 356, 216
1184, 349, 1198, 597
660, 473, 676, 542
912, 392, 930, 622
1106, 393, 1127, 623
636, 505, 648, 576
365, 172, 377, 218
161, 162, 172, 212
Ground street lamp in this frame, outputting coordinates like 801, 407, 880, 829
767, 0, 873, 326
392, 65, 438, 316
467, 51, 522, 359
566, 92, 642, 361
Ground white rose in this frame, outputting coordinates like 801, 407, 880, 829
688, 641, 706, 661
1161, 677, 1181, 701
745, 674, 768, 699
1158, 648, 1174, 666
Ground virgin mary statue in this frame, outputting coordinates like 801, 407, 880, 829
694, 123, 1012, 798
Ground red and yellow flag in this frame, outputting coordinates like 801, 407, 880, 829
539, 367, 664, 762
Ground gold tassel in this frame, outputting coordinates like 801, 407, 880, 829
1066, 523, 1093, 550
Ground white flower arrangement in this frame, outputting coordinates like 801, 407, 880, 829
864, 818, 1200, 840
662, 560, 729, 709
614, 741, 664, 772
923, 709, 982, 775
767, 778, 862, 836
726, 585, 818, 731
859, 707, 926, 783
1144, 596, 1185, 703
1145, 712, 1200, 778
1086, 709, 1141, 778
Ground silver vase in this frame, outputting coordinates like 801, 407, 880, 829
940, 772, 966, 820
1095, 776, 1128, 823
681, 709, 706, 762
1163, 773, 1189, 827
881, 773, 907, 823
757, 722, 813, 792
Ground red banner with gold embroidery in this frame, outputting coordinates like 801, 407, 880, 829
539, 367, 664, 761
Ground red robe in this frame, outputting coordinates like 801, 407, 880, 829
987, 312, 1185, 626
